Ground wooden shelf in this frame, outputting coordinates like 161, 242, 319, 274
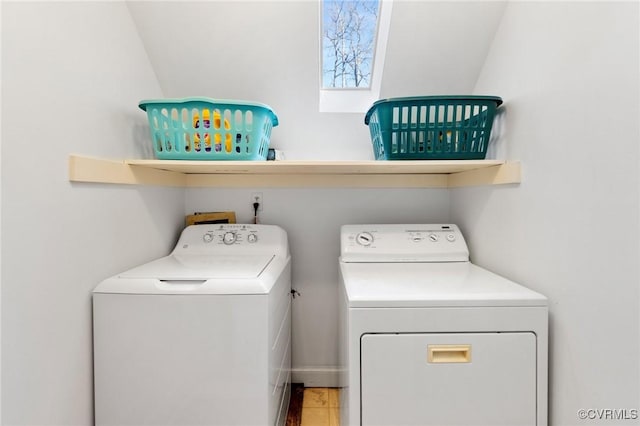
68, 154, 521, 188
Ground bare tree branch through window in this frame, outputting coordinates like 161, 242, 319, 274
322, 0, 380, 89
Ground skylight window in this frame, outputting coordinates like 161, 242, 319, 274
322, 0, 380, 89
319, 0, 393, 112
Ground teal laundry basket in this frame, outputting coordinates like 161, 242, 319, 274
139, 97, 278, 160
364, 96, 502, 160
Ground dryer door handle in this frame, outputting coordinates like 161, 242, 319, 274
427, 344, 472, 363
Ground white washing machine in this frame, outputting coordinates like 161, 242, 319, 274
339, 224, 548, 426
93, 224, 291, 426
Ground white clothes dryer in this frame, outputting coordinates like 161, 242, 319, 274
93, 224, 291, 426
339, 224, 548, 426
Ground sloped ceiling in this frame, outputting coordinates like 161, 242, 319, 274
381, 1, 506, 97
127, 1, 505, 98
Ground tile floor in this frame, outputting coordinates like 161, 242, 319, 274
300, 388, 340, 426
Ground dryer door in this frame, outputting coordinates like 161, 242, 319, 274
361, 332, 536, 426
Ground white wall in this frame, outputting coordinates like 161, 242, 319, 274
452, 2, 639, 425
185, 187, 449, 384
1, 3, 183, 424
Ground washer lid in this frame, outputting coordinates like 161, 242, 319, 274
119, 254, 275, 280
340, 261, 547, 308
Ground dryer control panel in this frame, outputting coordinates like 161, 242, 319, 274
341, 224, 469, 263
172, 224, 289, 257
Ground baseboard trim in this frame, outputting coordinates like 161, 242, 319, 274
291, 367, 340, 388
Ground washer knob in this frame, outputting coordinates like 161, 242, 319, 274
247, 234, 258, 243
428, 233, 439, 242
203, 233, 214, 243
446, 233, 456, 242
223, 232, 236, 245
356, 232, 374, 246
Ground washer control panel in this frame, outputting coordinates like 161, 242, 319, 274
342, 224, 469, 263
199, 225, 260, 246
172, 224, 288, 257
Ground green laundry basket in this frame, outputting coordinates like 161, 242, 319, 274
364, 96, 503, 160
139, 97, 278, 160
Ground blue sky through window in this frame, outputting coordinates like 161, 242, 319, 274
322, 0, 380, 89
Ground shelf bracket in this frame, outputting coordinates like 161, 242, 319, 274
447, 161, 521, 188
68, 154, 186, 187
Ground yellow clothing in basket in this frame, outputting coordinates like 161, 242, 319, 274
193, 109, 232, 152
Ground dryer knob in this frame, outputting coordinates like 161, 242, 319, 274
356, 232, 374, 246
